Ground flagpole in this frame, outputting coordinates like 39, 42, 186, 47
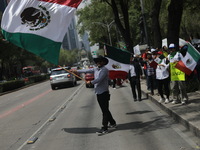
58, 65, 86, 82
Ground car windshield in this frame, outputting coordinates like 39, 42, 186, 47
51, 69, 68, 75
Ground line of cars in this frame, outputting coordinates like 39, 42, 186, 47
49, 66, 94, 90
50, 67, 77, 90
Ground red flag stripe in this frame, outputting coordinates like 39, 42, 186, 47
175, 61, 192, 75
109, 71, 128, 80
39, 0, 82, 8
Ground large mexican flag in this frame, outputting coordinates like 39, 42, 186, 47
175, 43, 200, 75
1, 0, 82, 65
104, 45, 131, 80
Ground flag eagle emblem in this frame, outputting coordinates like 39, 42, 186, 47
20, 5, 51, 31
186, 58, 192, 65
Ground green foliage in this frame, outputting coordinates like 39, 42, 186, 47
27, 74, 49, 83
59, 49, 80, 66
76, 1, 115, 45
0, 80, 25, 92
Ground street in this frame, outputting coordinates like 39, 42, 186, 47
0, 80, 199, 150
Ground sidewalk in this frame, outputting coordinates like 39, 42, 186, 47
140, 79, 200, 138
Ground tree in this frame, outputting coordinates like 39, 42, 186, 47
76, 1, 116, 46
167, 0, 183, 49
59, 49, 80, 66
151, 0, 162, 48
100, 0, 134, 52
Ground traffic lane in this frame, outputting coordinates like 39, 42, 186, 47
0, 80, 84, 150
24, 84, 198, 150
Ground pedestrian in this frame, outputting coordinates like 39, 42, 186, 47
156, 51, 170, 104
129, 55, 143, 101
167, 43, 189, 105
74, 55, 116, 134
141, 47, 150, 78
145, 52, 155, 95
112, 78, 116, 89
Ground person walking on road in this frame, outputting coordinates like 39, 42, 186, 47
129, 55, 143, 101
74, 55, 116, 134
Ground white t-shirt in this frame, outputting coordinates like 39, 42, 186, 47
167, 51, 183, 63
156, 58, 169, 80
129, 65, 136, 77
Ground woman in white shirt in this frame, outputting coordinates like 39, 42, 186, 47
156, 51, 170, 104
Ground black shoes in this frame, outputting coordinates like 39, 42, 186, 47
108, 123, 117, 128
96, 127, 108, 134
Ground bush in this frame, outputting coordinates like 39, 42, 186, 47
0, 80, 25, 92
0, 74, 49, 93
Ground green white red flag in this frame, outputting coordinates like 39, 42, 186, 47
1, 0, 82, 65
175, 43, 200, 75
104, 44, 131, 80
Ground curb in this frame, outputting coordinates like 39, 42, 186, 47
141, 89, 200, 138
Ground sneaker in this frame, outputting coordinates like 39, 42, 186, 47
181, 99, 188, 105
172, 100, 179, 104
159, 98, 165, 103
96, 128, 108, 134
134, 98, 137, 101
181, 101, 186, 105
108, 124, 117, 128
165, 98, 170, 104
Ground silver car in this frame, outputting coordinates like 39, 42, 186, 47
50, 67, 77, 90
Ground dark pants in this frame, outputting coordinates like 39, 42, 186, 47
97, 91, 116, 130
157, 78, 170, 99
112, 79, 116, 88
130, 76, 141, 100
147, 75, 154, 95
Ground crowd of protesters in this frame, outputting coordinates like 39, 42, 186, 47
129, 42, 200, 105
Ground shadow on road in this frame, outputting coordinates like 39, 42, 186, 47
62, 116, 174, 135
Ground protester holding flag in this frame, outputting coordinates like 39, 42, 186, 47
74, 55, 116, 134
168, 43, 188, 105
156, 51, 170, 104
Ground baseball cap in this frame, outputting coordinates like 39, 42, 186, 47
151, 48, 156, 53
169, 43, 175, 49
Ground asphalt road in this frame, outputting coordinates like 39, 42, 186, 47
0, 81, 199, 150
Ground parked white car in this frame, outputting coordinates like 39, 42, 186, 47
50, 67, 77, 90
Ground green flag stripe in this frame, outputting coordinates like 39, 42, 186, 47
2, 30, 61, 65
188, 43, 200, 62
105, 45, 131, 64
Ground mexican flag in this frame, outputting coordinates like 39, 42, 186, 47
175, 43, 200, 75
1, 0, 82, 65
149, 55, 165, 69
104, 45, 131, 80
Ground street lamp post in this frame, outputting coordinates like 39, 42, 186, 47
92, 20, 115, 46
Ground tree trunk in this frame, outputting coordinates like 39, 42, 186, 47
151, 0, 162, 49
106, 0, 133, 53
167, 0, 183, 49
